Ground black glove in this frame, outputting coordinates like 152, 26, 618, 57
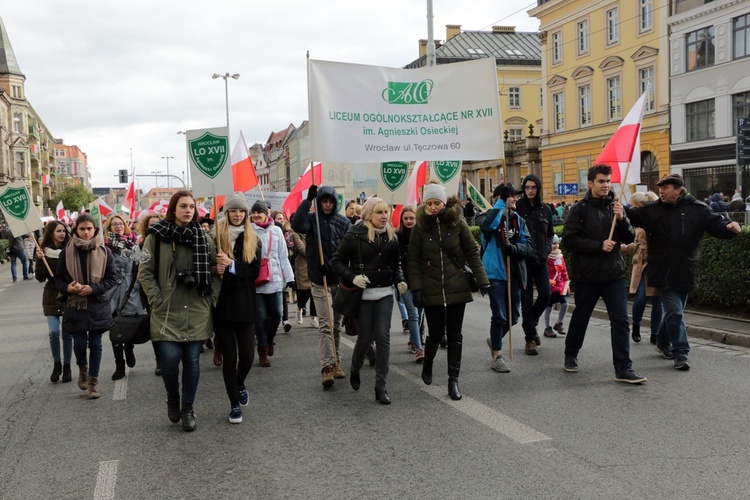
412, 290, 424, 308
480, 284, 490, 296
287, 281, 296, 291
499, 186, 510, 201
306, 185, 318, 202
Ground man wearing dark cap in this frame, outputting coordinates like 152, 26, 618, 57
562, 164, 646, 384
626, 173, 741, 371
479, 183, 533, 372
515, 173, 555, 353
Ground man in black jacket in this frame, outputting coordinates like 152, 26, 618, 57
626, 174, 740, 370
291, 185, 351, 388
515, 174, 554, 354
562, 165, 646, 384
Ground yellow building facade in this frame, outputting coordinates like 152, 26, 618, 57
529, 0, 671, 202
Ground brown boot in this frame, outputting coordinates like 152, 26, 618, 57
258, 345, 271, 367
321, 364, 335, 388
78, 365, 89, 391
333, 363, 346, 379
87, 377, 101, 399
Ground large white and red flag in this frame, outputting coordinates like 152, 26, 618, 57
124, 181, 136, 216
406, 160, 428, 206
98, 198, 114, 218
282, 163, 323, 219
56, 200, 65, 220
595, 84, 650, 185
231, 132, 258, 192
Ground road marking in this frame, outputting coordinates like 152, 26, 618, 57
113, 378, 127, 401
93, 460, 118, 500
341, 337, 550, 444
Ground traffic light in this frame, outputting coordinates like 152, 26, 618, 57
118, 169, 128, 183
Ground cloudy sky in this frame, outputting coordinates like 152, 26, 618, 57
2, 1, 539, 190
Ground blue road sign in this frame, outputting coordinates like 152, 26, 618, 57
557, 183, 579, 196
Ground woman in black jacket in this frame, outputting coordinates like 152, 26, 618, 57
331, 197, 406, 404
55, 214, 117, 399
214, 193, 261, 424
35, 221, 71, 382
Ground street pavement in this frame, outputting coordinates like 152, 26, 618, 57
2, 261, 750, 499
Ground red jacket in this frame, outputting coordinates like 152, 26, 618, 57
547, 250, 569, 294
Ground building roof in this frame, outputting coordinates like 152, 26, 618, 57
0, 17, 23, 77
405, 28, 541, 69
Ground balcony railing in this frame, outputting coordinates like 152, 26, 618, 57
673, 0, 714, 15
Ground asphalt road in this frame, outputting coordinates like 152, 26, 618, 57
2, 274, 750, 499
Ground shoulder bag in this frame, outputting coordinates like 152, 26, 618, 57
436, 235, 480, 293
255, 230, 273, 286
109, 270, 151, 345
332, 238, 364, 318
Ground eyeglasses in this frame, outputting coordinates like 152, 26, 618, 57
524, 186, 537, 191
110, 222, 125, 227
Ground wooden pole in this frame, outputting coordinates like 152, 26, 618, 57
608, 161, 632, 240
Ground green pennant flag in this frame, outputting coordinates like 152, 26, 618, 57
465, 178, 493, 212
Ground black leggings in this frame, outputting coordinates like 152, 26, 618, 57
296, 289, 317, 316
424, 303, 466, 345
214, 321, 255, 405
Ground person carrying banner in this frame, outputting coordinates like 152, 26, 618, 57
291, 185, 351, 388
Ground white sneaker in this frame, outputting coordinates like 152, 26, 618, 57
296, 310, 303, 325
311, 317, 319, 328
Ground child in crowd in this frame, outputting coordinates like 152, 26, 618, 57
544, 235, 569, 337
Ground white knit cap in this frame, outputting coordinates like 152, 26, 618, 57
423, 183, 447, 204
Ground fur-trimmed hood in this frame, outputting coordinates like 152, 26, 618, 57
415, 195, 462, 228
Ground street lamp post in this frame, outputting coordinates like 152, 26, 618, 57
177, 131, 190, 189
212, 72, 240, 129
161, 156, 174, 191
151, 170, 162, 189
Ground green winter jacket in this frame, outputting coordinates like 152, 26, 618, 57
407, 197, 488, 307
137, 233, 219, 342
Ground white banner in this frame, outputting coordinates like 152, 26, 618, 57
244, 189, 291, 214
377, 161, 409, 205
309, 58, 503, 163
0, 181, 43, 236
186, 126, 232, 199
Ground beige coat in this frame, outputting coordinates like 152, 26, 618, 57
292, 231, 311, 290
621, 227, 657, 296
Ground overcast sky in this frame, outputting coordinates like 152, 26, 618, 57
2, 1, 539, 191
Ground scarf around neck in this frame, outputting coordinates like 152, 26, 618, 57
228, 224, 244, 249
106, 232, 137, 251
65, 233, 108, 310
148, 219, 212, 295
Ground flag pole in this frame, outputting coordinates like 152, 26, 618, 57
503, 203, 513, 360
608, 160, 632, 240
26, 221, 53, 276
212, 182, 221, 254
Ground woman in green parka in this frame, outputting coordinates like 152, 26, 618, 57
407, 183, 489, 401
138, 190, 220, 432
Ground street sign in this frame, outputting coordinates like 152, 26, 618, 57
557, 183, 579, 196
737, 118, 750, 166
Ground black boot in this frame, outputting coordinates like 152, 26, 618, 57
111, 359, 126, 381
421, 339, 440, 385
632, 324, 641, 343
447, 341, 463, 401
62, 363, 72, 383
167, 393, 180, 423
180, 403, 196, 432
125, 344, 136, 367
375, 387, 391, 405
50, 362, 62, 383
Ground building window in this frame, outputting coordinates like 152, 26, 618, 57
577, 20, 589, 55
639, 66, 655, 111
732, 91, 750, 133
539, 87, 544, 110
686, 99, 715, 141
606, 7, 619, 45
553, 92, 565, 132
507, 128, 524, 141
733, 13, 750, 59
686, 26, 715, 71
552, 31, 562, 64
640, 0, 653, 33
607, 76, 622, 121
11, 85, 22, 99
508, 87, 520, 108
15, 152, 25, 178
578, 84, 592, 126
13, 113, 22, 133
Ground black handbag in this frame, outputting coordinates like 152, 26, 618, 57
437, 237, 480, 293
332, 239, 364, 318
109, 271, 151, 345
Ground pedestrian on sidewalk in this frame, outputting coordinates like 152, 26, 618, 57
332, 197, 405, 404
135, 212, 165, 375
290, 214, 318, 328
408, 183, 489, 400
138, 191, 220, 431
8, 234, 29, 282
620, 191, 662, 345
291, 185, 351, 388
543, 234, 570, 338
55, 214, 118, 399
561, 165, 646, 384
395, 205, 424, 363
626, 174, 741, 370
479, 183, 533, 373
214, 193, 261, 424
36, 220, 72, 383
24, 234, 36, 274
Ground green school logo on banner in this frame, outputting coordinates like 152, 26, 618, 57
380, 162, 409, 192
467, 182, 491, 211
189, 132, 228, 179
0, 186, 30, 220
381, 80, 434, 105
433, 161, 461, 184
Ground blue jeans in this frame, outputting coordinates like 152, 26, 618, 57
564, 279, 632, 373
48, 316, 73, 364
400, 289, 422, 350
656, 289, 690, 356
158, 341, 202, 405
9, 252, 28, 281
632, 278, 663, 336
72, 330, 104, 377
488, 279, 522, 351
395, 290, 408, 321
351, 296, 393, 389
521, 262, 551, 341
255, 292, 283, 346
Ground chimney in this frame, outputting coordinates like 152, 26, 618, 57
446, 24, 461, 40
419, 39, 427, 58
492, 26, 516, 33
